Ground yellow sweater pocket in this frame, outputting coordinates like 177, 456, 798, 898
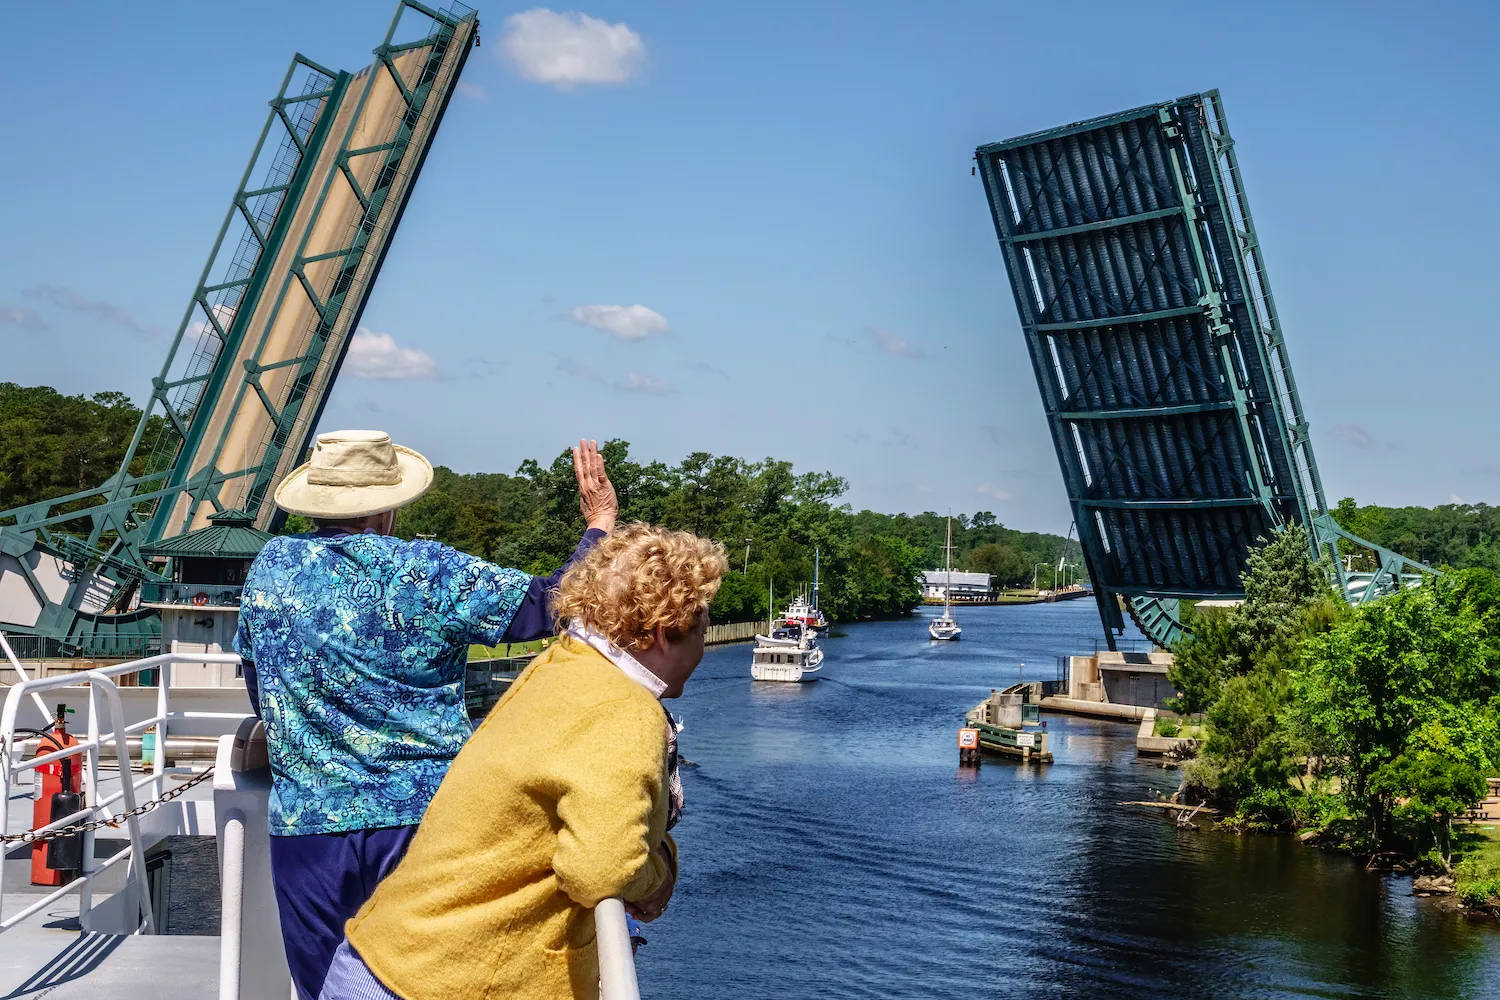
540, 941, 601, 1000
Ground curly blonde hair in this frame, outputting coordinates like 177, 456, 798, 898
553, 523, 728, 650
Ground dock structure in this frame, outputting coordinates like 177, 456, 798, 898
962, 688, 1052, 763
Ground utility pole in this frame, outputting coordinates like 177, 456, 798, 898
743, 538, 751, 575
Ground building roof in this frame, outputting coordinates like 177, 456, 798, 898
139, 508, 275, 560
920, 570, 990, 587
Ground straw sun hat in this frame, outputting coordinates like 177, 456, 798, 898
274, 430, 434, 519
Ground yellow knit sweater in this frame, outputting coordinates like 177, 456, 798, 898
345, 635, 676, 999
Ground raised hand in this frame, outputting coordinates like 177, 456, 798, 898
572, 438, 618, 534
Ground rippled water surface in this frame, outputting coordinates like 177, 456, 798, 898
648, 601, 1500, 999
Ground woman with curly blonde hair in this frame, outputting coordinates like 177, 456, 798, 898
319, 524, 727, 1000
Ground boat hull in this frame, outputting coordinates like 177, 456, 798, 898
751, 662, 822, 683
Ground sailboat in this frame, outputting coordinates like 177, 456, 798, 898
929, 515, 962, 640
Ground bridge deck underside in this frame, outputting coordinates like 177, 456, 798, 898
976, 94, 1326, 637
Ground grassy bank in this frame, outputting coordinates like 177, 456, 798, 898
1455, 827, 1500, 910
468, 638, 549, 661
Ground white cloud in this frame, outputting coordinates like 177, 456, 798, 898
868, 327, 923, 359
345, 328, 438, 380
1330, 422, 1375, 450
185, 302, 236, 342
25, 284, 153, 337
500, 9, 645, 89
555, 356, 673, 395
688, 360, 729, 380
456, 81, 489, 101
567, 304, 669, 341
977, 483, 1013, 502
617, 372, 673, 395
0, 306, 48, 332
1449, 493, 1464, 504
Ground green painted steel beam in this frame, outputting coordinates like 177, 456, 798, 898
1011, 206, 1183, 243
1035, 305, 1202, 332
1057, 401, 1235, 420
976, 103, 1163, 154
1074, 497, 1262, 510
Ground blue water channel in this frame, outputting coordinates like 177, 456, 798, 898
648, 601, 1500, 998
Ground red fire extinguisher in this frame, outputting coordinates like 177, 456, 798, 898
28, 703, 83, 887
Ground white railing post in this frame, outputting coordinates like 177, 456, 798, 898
594, 898, 641, 1000
218, 807, 246, 1000
90, 676, 157, 934
0, 631, 51, 723
80, 683, 102, 917
154, 655, 171, 799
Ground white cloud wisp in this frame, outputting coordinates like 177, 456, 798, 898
345, 328, 438, 380
500, 9, 645, 89
868, 327, 923, 359
567, 304, 669, 341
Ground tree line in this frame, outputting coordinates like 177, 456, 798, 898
0, 382, 1079, 624
1332, 496, 1500, 573
357, 443, 1081, 624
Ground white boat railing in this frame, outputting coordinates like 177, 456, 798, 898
0, 647, 243, 938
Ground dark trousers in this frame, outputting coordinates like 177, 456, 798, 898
269, 825, 418, 1000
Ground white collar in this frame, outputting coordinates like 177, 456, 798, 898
565, 623, 668, 699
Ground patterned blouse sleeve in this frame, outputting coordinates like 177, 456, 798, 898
444, 547, 532, 647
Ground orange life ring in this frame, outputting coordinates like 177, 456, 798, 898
192, 592, 209, 607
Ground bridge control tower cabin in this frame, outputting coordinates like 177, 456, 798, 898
138, 509, 271, 678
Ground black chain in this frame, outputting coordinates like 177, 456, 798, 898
2, 767, 216, 844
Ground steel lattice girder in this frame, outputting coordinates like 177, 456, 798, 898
0, 1, 478, 655
974, 91, 1340, 646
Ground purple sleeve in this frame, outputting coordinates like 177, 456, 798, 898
500, 528, 607, 642
241, 658, 261, 719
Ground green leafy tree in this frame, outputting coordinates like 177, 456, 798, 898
1299, 581, 1500, 844
965, 542, 1030, 586
1372, 719, 1491, 867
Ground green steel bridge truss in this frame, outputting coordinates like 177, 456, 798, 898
973, 91, 1434, 648
0, 2, 478, 657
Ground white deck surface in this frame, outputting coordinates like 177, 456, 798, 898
3, 769, 224, 999
1, 851, 218, 999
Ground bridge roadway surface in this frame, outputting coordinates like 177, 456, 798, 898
170, 46, 435, 537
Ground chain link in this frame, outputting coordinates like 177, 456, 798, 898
2, 767, 216, 844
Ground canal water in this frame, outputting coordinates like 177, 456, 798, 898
650, 601, 1500, 998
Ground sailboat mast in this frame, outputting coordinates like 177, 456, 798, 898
813, 547, 820, 610
944, 514, 953, 614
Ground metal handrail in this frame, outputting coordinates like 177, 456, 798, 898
0, 648, 241, 937
595, 898, 641, 1000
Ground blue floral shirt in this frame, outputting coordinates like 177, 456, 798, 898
234, 531, 530, 836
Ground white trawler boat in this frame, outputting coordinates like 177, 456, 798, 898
751, 627, 824, 682
929, 515, 962, 641
751, 583, 823, 682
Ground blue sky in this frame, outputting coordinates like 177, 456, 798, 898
2, 0, 1496, 533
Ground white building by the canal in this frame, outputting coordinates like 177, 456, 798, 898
919, 570, 991, 601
